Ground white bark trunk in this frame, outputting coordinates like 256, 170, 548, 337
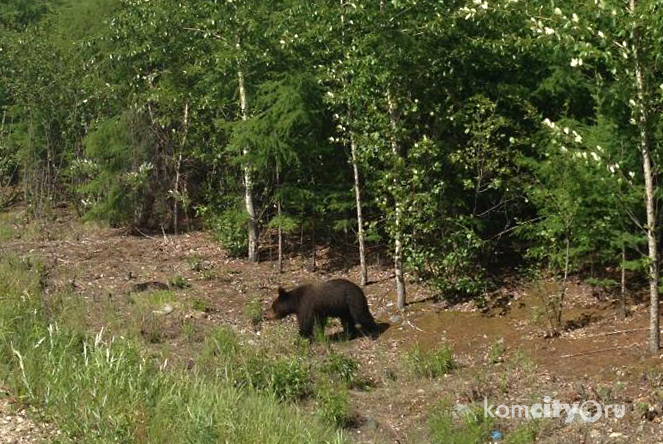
238, 68, 258, 262
341, 0, 368, 286
620, 243, 627, 319
631, 0, 659, 355
350, 135, 368, 286
277, 167, 283, 274
387, 91, 406, 310
173, 102, 189, 235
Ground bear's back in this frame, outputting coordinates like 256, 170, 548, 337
294, 279, 362, 313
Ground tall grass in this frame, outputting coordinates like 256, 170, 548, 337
0, 255, 346, 444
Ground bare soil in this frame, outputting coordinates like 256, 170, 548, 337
2, 210, 663, 443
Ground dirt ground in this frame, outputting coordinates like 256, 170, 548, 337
2, 210, 663, 443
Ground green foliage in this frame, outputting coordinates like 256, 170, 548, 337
0, 213, 14, 241
321, 351, 360, 389
3, 0, 663, 310
205, 206, 250, 258
240, 355, 311, 401
316, 382, 353, 428
488, 339, 507, 365
243, 297, 264, 327
503, 422, 539, 444
405, 344, 455, 378
267, 214, 299, 234
79, 112, 158, 227
200, 325, 312, 401
169, 275, 190, 289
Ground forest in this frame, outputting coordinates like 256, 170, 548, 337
3, 0, 663, 311
1, 0, 663, 442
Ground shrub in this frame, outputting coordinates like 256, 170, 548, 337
206, 207, 249, 258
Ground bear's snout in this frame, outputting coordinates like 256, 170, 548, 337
263, 307, 278, 320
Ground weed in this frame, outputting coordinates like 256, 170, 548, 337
233, 354, 311, 401
191, 297, 209, 312
140, 313, 167, 343
243, 297, 263, 327
499, 372, 509, 394
488, 338, 506, 364
322, 351, 360, 389
202, 269, 217, 281
405, 344, 455, 378
187, 255, 204, 272
0, 213, 13, 241
316, 381, 353, 428
511, 349, 535, 374
170, 274, 190, 289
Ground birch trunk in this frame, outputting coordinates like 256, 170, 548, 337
173, 102, 189, 235
276, 167, 283, 274
341, 0, 368, 286
238, 68, 258, 262
631, 0, 659, 355
620, 243, 627, 320
350, 135, 368, 286
387, 91, 406, 310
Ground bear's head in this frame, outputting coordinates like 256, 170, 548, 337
264, 286, 296, 320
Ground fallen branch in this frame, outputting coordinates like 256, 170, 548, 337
585, 328, 651, 338
558, 344, 639, 359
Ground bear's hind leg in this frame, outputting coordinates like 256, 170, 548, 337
349, 300, 378, 334
340, 315, 359, 339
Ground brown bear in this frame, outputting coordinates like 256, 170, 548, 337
264, 278, 378, 339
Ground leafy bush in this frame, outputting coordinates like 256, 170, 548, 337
206, 206, 249, 258
79, 112, 161, 228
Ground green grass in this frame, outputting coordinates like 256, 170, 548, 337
405, 343, 455, 378
243, 296, 264, 327
316, 382, 353, 428
0, 255, 347, 444
428, 399, 538, 444
429, 400, 495, 444
0, 212, 13, 240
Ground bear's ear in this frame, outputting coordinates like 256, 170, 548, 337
277, 286, 288, 299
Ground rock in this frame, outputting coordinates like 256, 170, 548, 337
389, 315, 402, 324
153, 304, 175, 316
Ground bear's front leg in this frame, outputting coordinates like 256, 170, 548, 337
297, 313, 315, 339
